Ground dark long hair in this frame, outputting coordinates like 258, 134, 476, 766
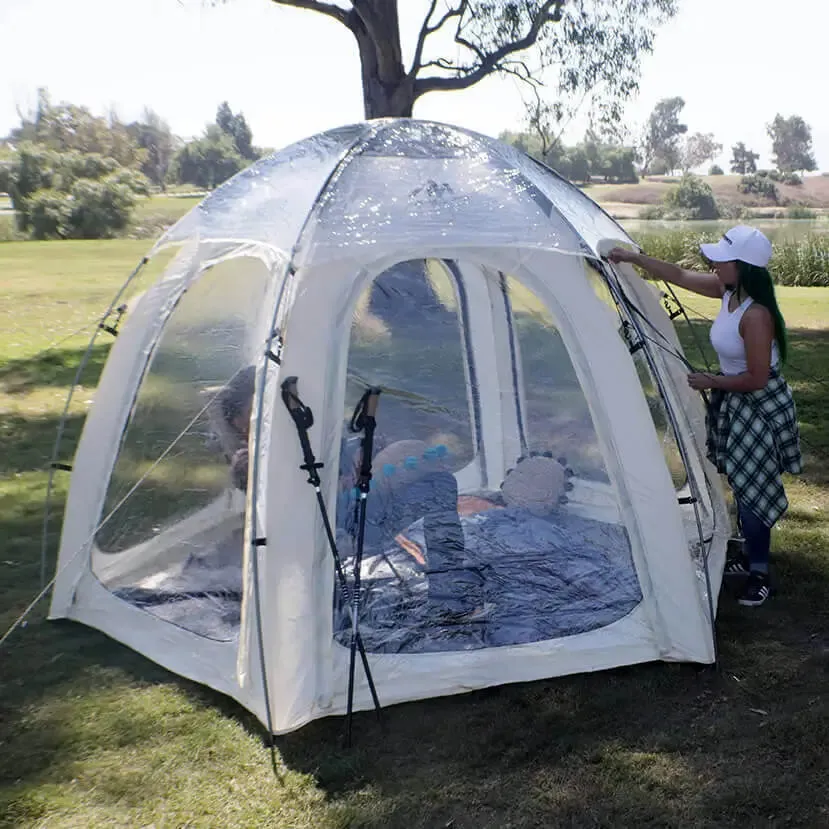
736, 261, 788, 364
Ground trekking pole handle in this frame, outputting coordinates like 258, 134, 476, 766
281, 376, 300, 409
364, 387, 381, 418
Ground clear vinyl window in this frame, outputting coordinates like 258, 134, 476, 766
92, 256, 270, 641
585, 262, 686, 490
332, 259, 641, 656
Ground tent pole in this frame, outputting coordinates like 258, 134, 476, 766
280, 378, 383, 744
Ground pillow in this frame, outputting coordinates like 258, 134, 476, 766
371, 439, 451, 494
501, 455, 572, 516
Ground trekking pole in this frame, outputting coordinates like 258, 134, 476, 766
280, 377, 383, 742
346, 386, 382, 747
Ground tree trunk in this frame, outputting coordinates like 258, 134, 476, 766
350, 1, 415, 118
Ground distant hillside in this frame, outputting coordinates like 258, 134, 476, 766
589, 174, 829, 219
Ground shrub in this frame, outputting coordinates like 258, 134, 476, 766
738, 174, 779, 203
708, 164, 724, 175
635, 230, 829, 287
19, 175, 143, 240
63, 151, 121, 184
745, 207, 786, 219
26, 189, 72, 239
787, 205, 817, 219
782, 172, 802, 185
772, 236, 829, 286
0, 159, 12, 194
767, 169, 782, 182
719, 202, 747, 220
664, 174, 720, 219
7, 145, 150, 239
105, 167, 151, 197
65, 176, 138, 239
638, 204, 666, 220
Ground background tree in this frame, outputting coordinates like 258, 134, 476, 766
524, 99, 563, 163
640, 96, 687, 174
664, 173, 719, 219
215, 101, 258, 161
8, 88, 146, 169
127, 109, 179, 191
499, 122, 637, 184
729, 141, 759, 174
680, 132, 722, 173
767, 114, 818, 174
264, 1, 677, 122
170, 125, 247, 190
2, 89, 153, 238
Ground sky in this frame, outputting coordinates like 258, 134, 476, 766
1, 0, 827, 170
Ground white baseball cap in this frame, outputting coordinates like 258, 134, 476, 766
699, 225, 773, 268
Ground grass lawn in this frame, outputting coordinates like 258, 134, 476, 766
2, 240, 829, 828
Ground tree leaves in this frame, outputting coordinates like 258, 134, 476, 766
270, 0, 678, 121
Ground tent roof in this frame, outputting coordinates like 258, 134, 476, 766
154, 119, 636, 264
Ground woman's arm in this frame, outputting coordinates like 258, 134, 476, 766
608, 248, 724, 299
688, 305, 775, 393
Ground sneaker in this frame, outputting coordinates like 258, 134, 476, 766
724, 538, 748, 579
737, 572, 771, 607
724, 556, 750, 579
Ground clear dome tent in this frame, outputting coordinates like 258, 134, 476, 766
48, 119, 729, 736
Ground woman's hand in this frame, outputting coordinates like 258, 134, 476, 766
607, 247, 639, 265
687, 372, 717, 391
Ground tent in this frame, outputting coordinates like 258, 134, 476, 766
48, 119, 729, 736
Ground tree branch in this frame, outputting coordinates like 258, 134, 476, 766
410, 0, 468, 76
420, 58, 466, 74
415, 0, 564, 98
500, 59, 541, 87
269, 0, 353, 29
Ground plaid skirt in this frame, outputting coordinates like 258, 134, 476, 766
705, 372, 802, 528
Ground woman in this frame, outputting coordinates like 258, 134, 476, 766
609, 225, 802, 607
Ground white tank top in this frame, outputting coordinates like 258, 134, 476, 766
709, 290, 780, 376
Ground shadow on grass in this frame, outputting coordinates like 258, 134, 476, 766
2, 308, 828, 827
4, 535, 829, 829
0, 342, 110, 397
0, 413, 86, 478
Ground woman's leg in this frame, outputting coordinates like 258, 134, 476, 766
736, 502, 772, 606
737, 504, 771, 574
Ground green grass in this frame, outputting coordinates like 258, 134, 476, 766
127, 194, 201, 239
2, 241, 829, 827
